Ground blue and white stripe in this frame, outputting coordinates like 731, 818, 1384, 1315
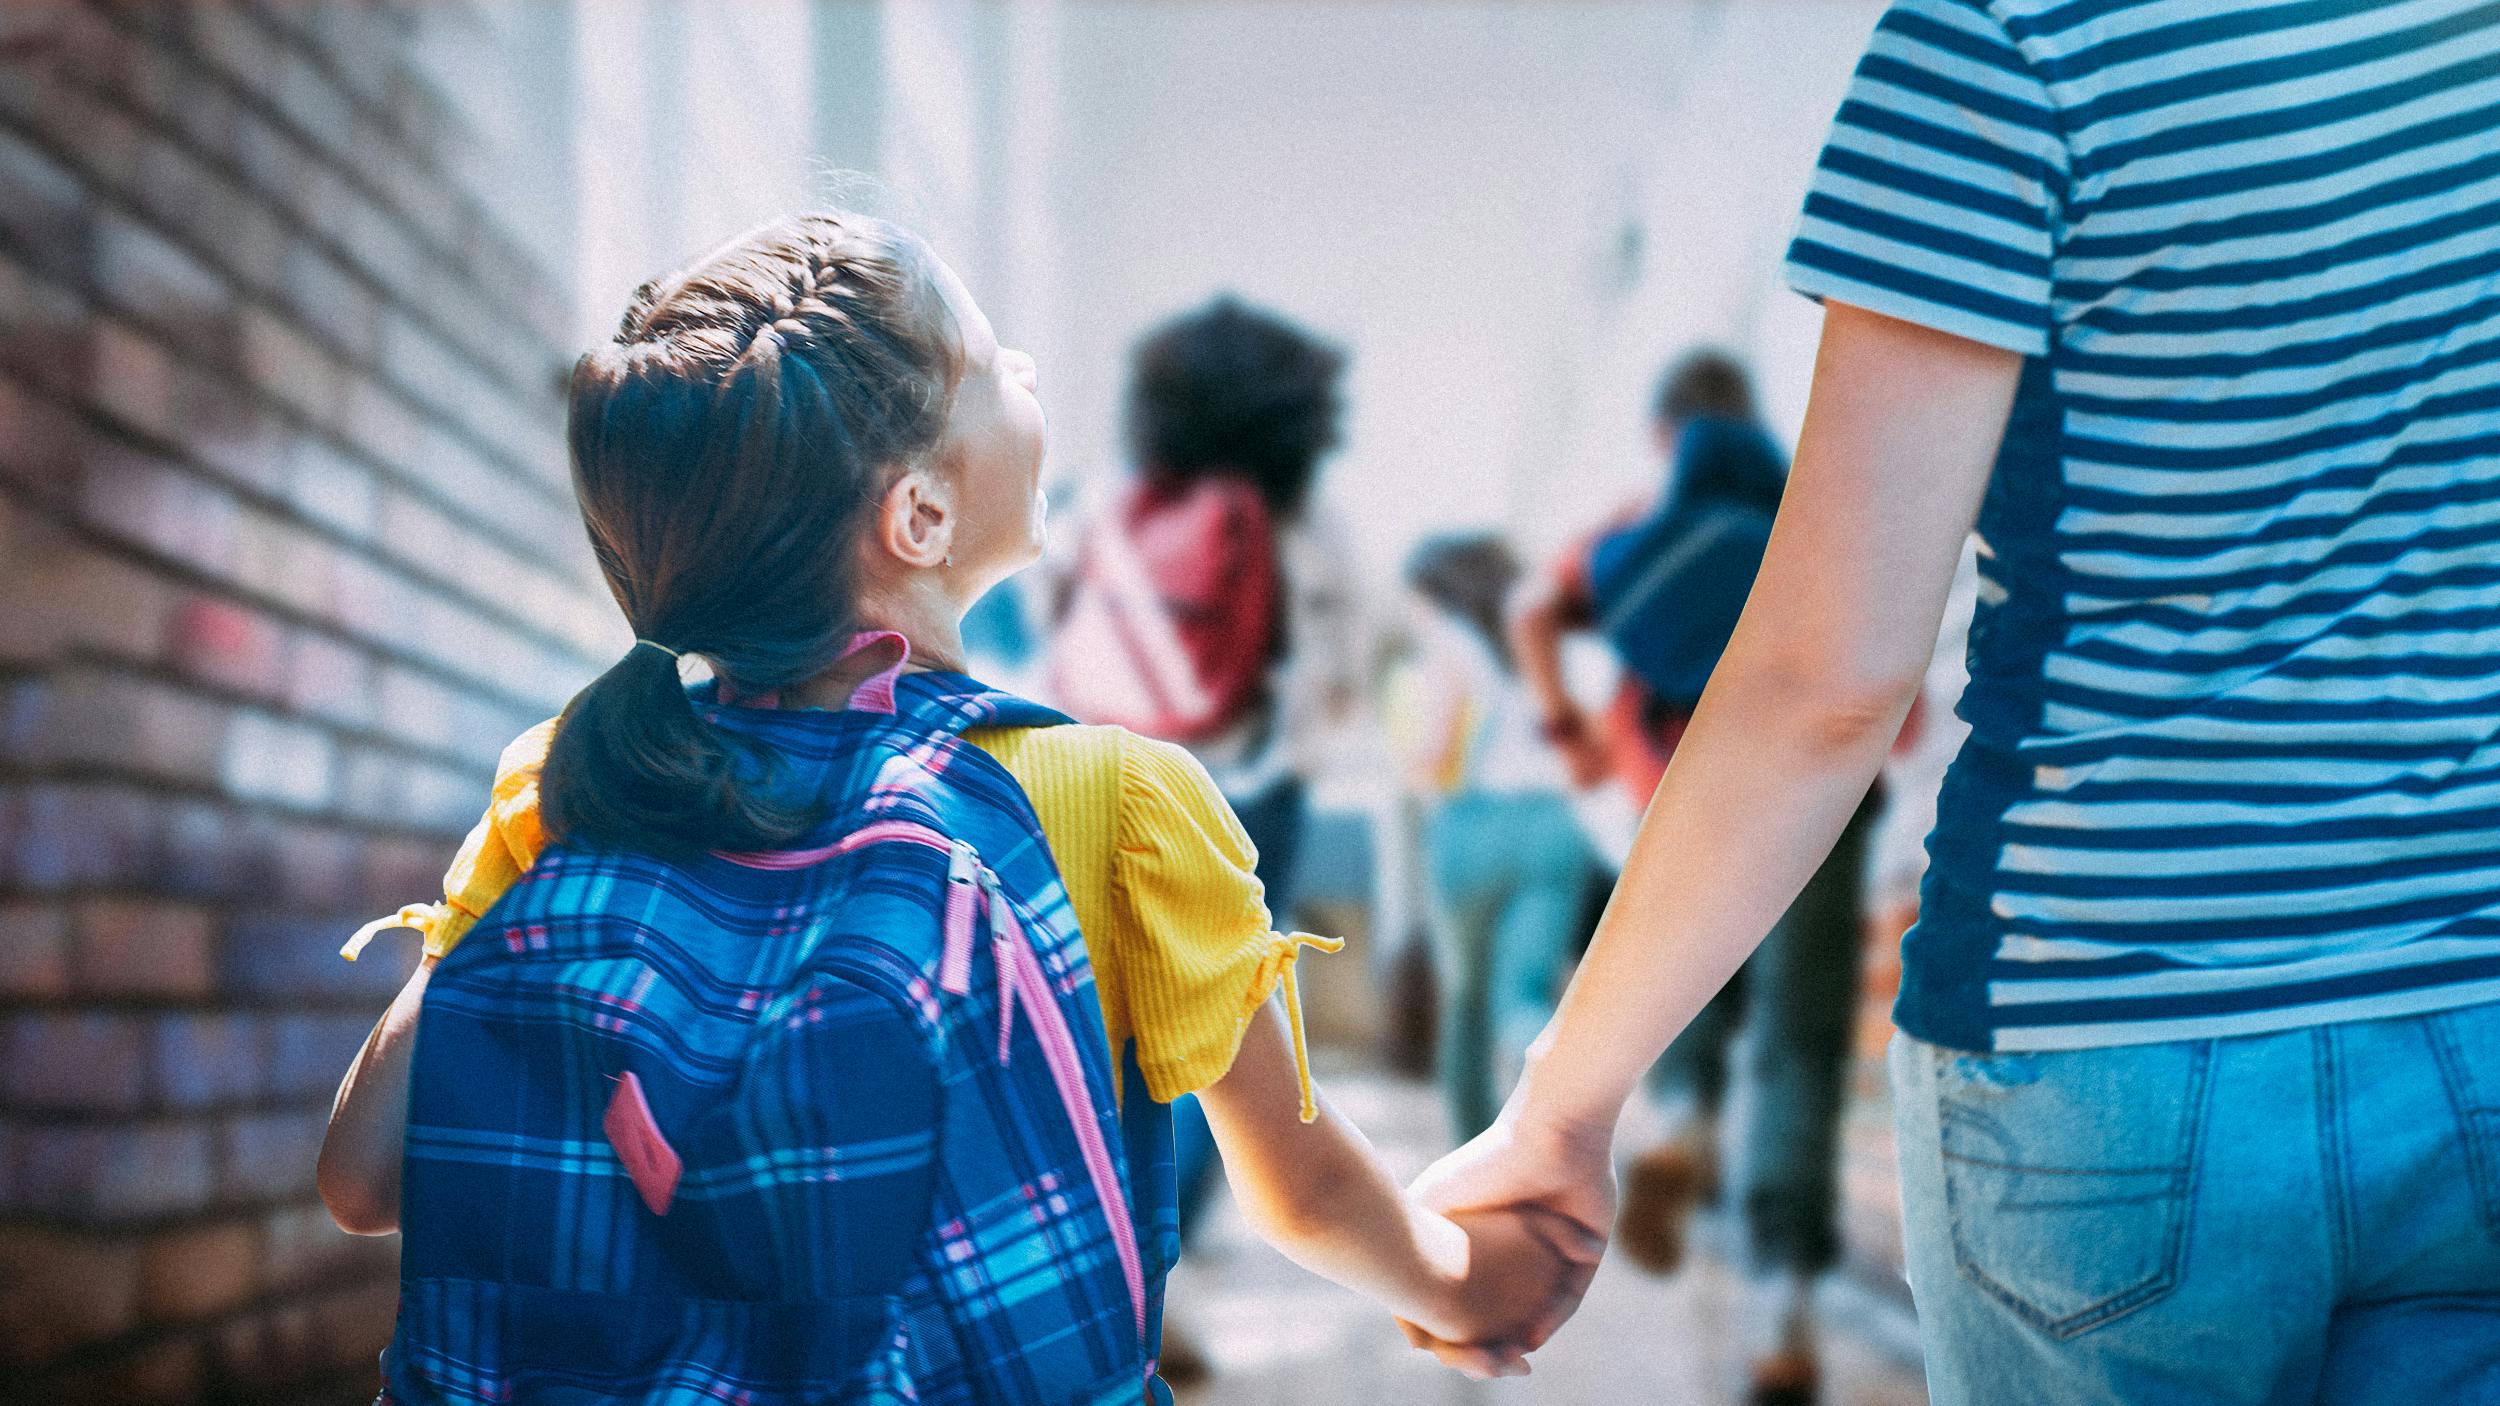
1789, 0, 2500, 1050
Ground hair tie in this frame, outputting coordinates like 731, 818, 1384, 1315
633, 638, 682, 661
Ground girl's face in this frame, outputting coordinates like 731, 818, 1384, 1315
929, 258, 1047, 596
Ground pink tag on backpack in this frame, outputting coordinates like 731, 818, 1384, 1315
604, 1072, 681, 1217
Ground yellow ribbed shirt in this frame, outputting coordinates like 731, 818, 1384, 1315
346, 717, 1334, 1111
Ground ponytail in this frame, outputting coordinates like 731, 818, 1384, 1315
540, 640, 816, 857
535, 212, 959, 858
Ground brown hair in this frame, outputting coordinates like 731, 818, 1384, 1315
1405, 533, 1522, 671
1651, 347, 1757, 427
540, 212, 960, 856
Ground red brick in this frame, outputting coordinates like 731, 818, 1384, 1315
307, 1275, 397, 1371
0, 126, 86, 286
284, 437, 378, 542
89, 211, 231, 358
137, 1219, 261, 1323
0, 538, 176, 665
184, 3, 276, 91
87, 318, 175, 441
151, 1013, 266, 1110
230, 110, 307, 206
282, 631, 373, 729
0, 265, 91, 404
338, 745, 482, 834
29, 1120, 216, 1220
326, 552, 416, 640
176, 375, 292, 497
77, 441, 240, 580
30, 668, 229, 784
239, 307, 338, 429
0, 374, 84, 499
220, 709, 335, 811
234, 510, 338, 618
260, 1201, 390, 1289
219, 910, 410, 1001
0, 1011, 149, 1112
342, 375, 421, 475
10, 784, 164, 892
66, 1335, 203, 1403
280, 239, 380, 367
362, 835, 447, 910
374, 662, 456, 752
0, 1225, 141, 1365
0, 902, 70, 997
216, 1109, 324, 1202
160, 797, 270, 902
266, 1014, 372, 1105
73, 897, 214, 999
168, 594, 288, 700
271, 50, 355, 163
209, 1299, 320, 1394
271, 820, 365, 912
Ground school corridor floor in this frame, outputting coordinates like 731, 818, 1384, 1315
1161, 1060, 1930, 1406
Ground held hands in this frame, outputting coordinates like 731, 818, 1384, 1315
1396, 1106, 1620, 1378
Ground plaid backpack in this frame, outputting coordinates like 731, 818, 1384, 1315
386, 657, 1172, 1406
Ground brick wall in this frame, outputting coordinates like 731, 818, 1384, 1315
0, 3, 612, 1400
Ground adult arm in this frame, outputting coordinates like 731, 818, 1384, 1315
1414, 300, 2022, 1246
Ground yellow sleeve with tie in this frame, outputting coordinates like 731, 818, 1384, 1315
347, 716, 1335, 1116
966, 724, 1341, 1117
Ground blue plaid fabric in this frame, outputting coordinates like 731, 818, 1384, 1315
385, 674, 1170, 1405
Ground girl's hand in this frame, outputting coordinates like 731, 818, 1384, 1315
1398, 1203, 1605, 1379
1395, 1102, 1617, 1376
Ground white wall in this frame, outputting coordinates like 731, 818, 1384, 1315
1032, 1, 1888, 583
572, 0, 819, 347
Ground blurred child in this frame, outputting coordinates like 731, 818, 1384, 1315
1401, 534, 1597, 1142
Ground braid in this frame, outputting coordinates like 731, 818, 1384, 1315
545, 209, 964, 855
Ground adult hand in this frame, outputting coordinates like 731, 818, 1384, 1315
1394, 1105, 1618, 1375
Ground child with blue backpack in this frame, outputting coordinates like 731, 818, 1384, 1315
317, 212, 1590, 1405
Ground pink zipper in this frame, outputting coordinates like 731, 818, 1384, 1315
983, 871, 1148, 1347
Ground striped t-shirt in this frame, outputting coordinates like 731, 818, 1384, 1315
1789, 0, 2500, 1051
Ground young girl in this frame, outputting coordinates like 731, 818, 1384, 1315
319, 213, 1589, 1401
1398, 534, 1595, 1144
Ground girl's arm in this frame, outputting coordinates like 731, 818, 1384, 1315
1195, 997, 1594, 1357
317, 956, 432, 1235
1416, 302, 2022, 1239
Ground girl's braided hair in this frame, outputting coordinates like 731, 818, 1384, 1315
541, 212, 961, 855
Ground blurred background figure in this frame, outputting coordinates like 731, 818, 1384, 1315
1399, 534, 1596, 1142
1044, 295, 1372, 1381
1509, 351, 1882, 1406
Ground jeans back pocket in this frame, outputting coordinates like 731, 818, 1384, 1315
1936, 1040, 2213, 1340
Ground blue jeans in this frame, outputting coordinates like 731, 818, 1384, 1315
1891, 1004, 2500, 1405
1425, 789, 1594, 1141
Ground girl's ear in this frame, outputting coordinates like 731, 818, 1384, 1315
872, 467, 957, 571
